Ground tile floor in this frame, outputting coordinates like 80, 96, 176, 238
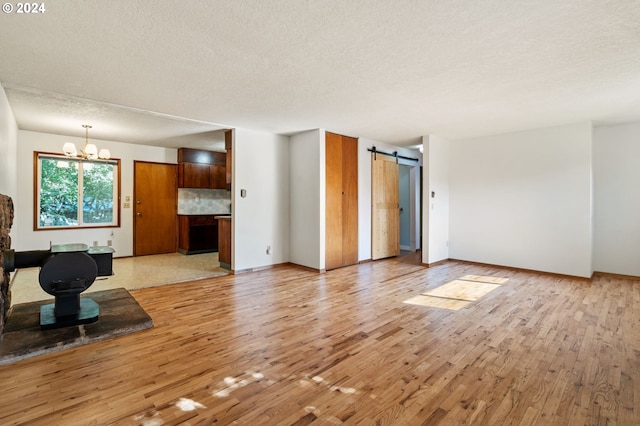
9, 252, 228, 305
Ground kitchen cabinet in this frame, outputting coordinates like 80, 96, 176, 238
217, 216, 231, 270
177, 148, 228, 189
178, 162, 210, 188
325, 132, 358, 270
210, 164, 226, 189
178, 215, 218, 254
225, 130, 232, 187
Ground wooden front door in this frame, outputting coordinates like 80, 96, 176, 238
134, 161, 178, 256
371, 153, 400, 260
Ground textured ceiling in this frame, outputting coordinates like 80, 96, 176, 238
1, 0, 639, 148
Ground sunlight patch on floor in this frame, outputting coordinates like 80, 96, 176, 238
404, 294, 470, 310
306, 375, 357, 395
175, 397, 206, 412
213, 371, 268, 398
404, 275, 508, 311
460, 274, 509, 284
425, 280, 501, 301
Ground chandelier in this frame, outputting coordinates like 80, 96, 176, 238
62, 125, 111, 160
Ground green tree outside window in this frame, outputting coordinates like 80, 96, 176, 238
37, 154, 119, 229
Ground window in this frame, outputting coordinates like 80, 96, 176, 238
35, 153, 120, 230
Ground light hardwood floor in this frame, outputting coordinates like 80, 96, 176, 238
0, 255, 638, 425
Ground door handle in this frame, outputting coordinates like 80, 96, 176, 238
136, 200, 142, 204
137, 212, 142, 217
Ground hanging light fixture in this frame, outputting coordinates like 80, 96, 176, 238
63, 125, 111, 160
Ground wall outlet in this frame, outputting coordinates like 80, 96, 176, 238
107, 240, 112, 246
266, 245, 271, 255
123, 202, 130, 208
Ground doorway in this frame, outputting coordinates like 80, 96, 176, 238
399, 164, 421, 253
399, 165, 411, 251
371, 154, 421, 261
134, 161, 178, 256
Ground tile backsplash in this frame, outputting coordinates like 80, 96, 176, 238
178, 188, 231, 215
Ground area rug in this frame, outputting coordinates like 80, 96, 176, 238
0, 288, 153, 365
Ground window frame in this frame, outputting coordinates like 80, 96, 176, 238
34, 151, 122, 231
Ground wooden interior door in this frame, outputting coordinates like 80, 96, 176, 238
325, 132, 344, 270
371, 153, 400, 260
134, 161, 178, 256
325, 132, 358, 270
341, 135, 359, 266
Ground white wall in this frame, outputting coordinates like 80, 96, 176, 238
0, 86, 18, 224
449, 122, 593, 277
233, 128, 290, 271
593, 122, 640, 276
422, 134, 450, 264
15, 130, 177, 256
358, 138, 422, 261
289, 129, 323, 270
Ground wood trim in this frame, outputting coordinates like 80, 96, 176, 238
232, 262, 291, 275
424, 258, 450, 268
425, 258, 640, 281
592, 271, 640, 281
284, 262, 325, 273
448, 258, 592, 282
32, 151, 38, 231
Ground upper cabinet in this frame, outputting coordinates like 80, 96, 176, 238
178, 162, 210, 188
178, 148, 228, 189
225, 130, 232, 186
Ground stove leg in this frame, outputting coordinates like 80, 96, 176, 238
53, 293, 81, 317
40, 298, 100, 330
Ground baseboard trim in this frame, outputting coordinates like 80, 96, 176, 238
423, 259, 450, 268
232, 262, 289, 275
447, 258, 592, 282
285, 262, 325, 273
592, 271, 640, 281
230, 259, 638, 281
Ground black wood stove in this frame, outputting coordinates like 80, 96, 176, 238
4, 243, 100, 330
